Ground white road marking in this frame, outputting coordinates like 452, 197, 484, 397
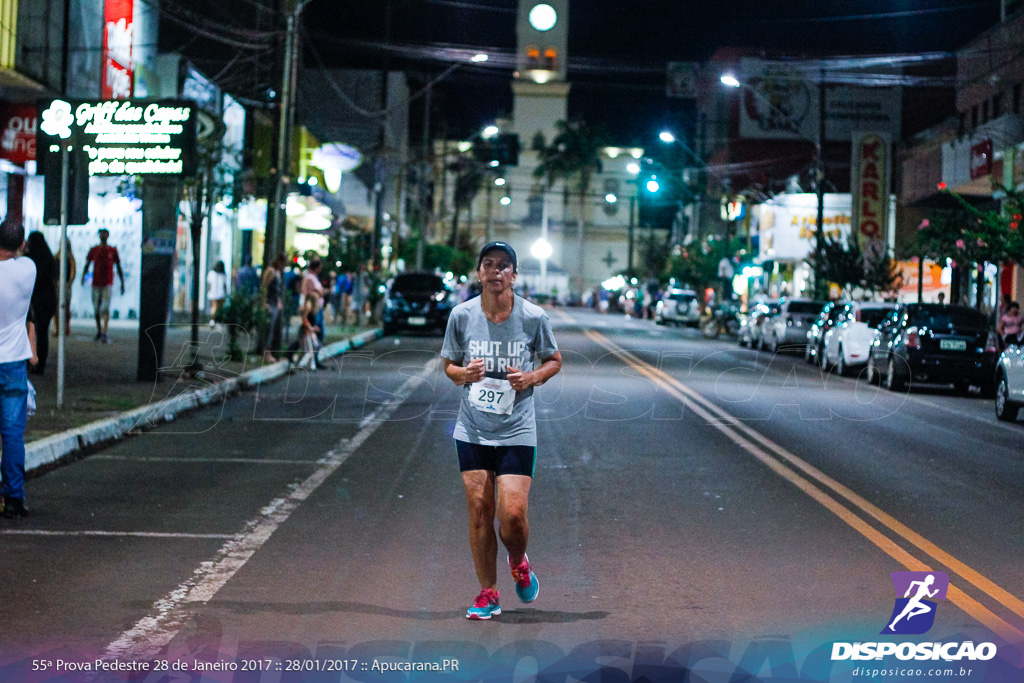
904, 394, 1024, 435
101, 360, 438, 662
92, 455, 323, 465
0, 530, 235, 539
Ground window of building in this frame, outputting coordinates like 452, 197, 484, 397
982, 100, 989, 124
525, 45, 540, 69
1014, 83, 1022, 114
992, 93, 1002, 119
544, 48, 557, 71
971, 105, 979, 128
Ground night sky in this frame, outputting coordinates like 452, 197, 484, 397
163, 0, 1010, 144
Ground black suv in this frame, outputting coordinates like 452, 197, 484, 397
866, 304, 999, 393
382, 273, 456, 335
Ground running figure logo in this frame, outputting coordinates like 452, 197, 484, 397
881, 571, 949, 635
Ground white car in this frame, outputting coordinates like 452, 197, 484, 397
655, 288, 701, 326
738, 300, 780, 349
820, 301, 897, 375
995, 339, 1024, 421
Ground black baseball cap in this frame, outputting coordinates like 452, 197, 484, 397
477, 241, 517, 272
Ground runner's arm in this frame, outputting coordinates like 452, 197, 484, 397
507, 351, 562, 391
444, 357, 485, 386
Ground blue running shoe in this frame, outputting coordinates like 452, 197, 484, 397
466, 588, 501, 620
509, 555, 539, 603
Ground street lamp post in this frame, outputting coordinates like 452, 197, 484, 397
721, 72, 827, 299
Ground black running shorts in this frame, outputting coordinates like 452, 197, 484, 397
455, 440, 536, 477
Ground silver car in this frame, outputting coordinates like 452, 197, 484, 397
655, 288, 701, 327
763, 299, 828, 352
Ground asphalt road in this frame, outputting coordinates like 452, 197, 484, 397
2, 308, 1022, 682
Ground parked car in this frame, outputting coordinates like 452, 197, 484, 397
738, 300, 780, 349
994, 338, 1024, 421
655, 288, 701, 326
381, 272, 456, 335
865, 304, 999, 393
820, 301, 897, 375
804, 301, 844, 364
762, 299, 828, 352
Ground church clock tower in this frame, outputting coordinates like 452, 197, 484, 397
511, 1, 570, 147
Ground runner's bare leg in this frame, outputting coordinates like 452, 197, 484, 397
462, 470, 498, 589
497, 474, 531, 566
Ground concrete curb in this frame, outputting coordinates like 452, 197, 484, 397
24, 328, 383, 474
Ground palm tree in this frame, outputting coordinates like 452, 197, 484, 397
534, 120, 609, 295
449, 156, 484, 248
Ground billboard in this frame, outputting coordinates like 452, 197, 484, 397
736, 58, 901, 142
851, 132, 891, 262
37, 99, 197, 177
102, 0, 134, 99
0, 104, 37, 164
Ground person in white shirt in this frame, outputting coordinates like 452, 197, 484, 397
206, 261, 228, 326
0, 218, 37, 519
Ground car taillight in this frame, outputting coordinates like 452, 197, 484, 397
903, 327, 921, 349
986, 332, 999, 353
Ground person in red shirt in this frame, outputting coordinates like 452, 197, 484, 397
81, 229, 125, 343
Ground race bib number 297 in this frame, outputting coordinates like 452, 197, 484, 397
470, 378, 515, 415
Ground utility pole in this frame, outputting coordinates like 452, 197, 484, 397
415, 83, 431, 270
627, 195, 635, 274
263, 0, 301, 268
371, 0, 393, 272
694, 113, 706, 241
814, 68, 827, 300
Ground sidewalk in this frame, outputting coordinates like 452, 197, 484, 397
21, 318, 380, 471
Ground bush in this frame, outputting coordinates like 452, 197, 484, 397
215, 290, 271, 361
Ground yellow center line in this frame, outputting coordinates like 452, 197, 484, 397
576, 325, 1024, 644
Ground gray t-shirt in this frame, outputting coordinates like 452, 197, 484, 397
441, 295, 558, 447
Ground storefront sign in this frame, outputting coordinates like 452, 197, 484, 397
756, 193, 852, 262
851, 132, 890, 262
897, 260, 946, 302
970, 139, 992, 179
102, 0, 134, 99
0, 104, 38, 164
37, 99, 197, 177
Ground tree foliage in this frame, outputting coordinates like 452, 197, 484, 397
666, 237, 745, 291
448, 155, 484, 247
912, 187, 1024, 267
807, 231, 901, 298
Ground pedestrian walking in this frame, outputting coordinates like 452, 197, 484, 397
350, 265, 369, 326
206, 261, 228, 326
235, 254, 260, 299
333, 271, 351, 325
440, 241, 563, 620
24, 232, 58, 375
0, 218, 36, 519
301, 258, 325, 342
81, 228, 124, 343
54, 237, 75, 337
260, 253, 286, 363
282, 268, 302, 343
997, 301, 1022, 348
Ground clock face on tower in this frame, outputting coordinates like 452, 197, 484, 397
528, 3, 557, 31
